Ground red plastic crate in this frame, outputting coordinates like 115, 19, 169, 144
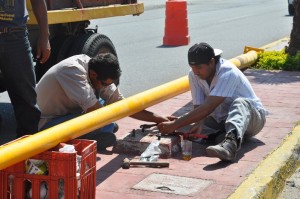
0, 137, 96, 199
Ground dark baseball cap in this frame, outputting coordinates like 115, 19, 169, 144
188, 42, 222, 65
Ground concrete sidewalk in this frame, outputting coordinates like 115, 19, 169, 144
94, 39, 300, 198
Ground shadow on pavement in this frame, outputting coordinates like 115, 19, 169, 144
245, 69, 300, 85
95, 154, 126, 186
203, 137, 265, 171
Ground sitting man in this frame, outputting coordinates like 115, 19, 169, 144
36, 53, 170, 150
158, 42, 266, 162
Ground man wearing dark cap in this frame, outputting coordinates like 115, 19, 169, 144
158, 42, 266, 162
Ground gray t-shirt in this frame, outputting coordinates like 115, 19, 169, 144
36, 54, 124, 128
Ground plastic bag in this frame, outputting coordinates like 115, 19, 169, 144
25, 159, 48, 175
140, 140, 161, 162
58, 144, 82, 198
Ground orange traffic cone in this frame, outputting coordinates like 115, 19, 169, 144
163, 0, 190, 46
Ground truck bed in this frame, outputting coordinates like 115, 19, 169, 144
26, 1, 144, 25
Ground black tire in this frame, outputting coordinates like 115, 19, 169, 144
68, 33, 119, 85
35, 35, 66, 82
69, 33, 117, 57
288, 4, 295, 15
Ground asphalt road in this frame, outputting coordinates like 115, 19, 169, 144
280, 167, 300, 199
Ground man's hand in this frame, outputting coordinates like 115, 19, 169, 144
157, 120, 177, 134
36, 37, 51, 64
30, 0, 51, 64
189, 123, 203, 134
167, 115, 178, 121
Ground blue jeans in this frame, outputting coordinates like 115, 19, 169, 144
40, 99, 116, 134
0, 29, 40, 137
40, 113, 116, 134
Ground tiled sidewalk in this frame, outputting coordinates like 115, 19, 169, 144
94, 69, 300, 198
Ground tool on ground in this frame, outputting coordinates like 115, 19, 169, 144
131, 129, 136, 137
140, 123, 158, 132
139, 123, 208, 141
122, 158, 169, 169
148, 131, 162, 140
140, 123, 162, 140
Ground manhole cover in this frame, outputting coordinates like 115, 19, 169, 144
132, 173, 213, 196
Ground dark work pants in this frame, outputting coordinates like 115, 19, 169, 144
0, 29, 41, 138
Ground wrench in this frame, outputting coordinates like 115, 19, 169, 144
140, 123, 158, 132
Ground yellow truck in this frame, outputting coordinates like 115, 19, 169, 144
0, 1, 143, 91
0, 0, 144, 86
28, 0, 144, 82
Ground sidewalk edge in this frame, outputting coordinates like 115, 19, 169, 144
229, 124, 300, 199
260, 37, 290, 51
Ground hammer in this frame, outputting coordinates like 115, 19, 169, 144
122, 158, 169, 169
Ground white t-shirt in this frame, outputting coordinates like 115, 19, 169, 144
36, 54, 124, 128
188, 58, 264, 122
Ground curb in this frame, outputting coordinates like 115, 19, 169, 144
229, 37, 300, 199
229, 124, 300, 199
260, 37, 290, 51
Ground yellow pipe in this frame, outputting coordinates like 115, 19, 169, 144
0, 76, 189, 170
229, 50, 258, 70
0, 50, 258, 170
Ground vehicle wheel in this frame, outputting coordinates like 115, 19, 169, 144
68, 33, 119, 85
69, 33, 117, 57
288, 4, 295, 15
35, 35, 66, 82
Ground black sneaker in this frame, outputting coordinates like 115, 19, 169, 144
113, 123, 119, 133
97, 133, 117, 151
79, 132, 117, 151
206, 132, 237, 161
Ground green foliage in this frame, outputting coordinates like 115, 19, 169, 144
254, 50, 300, 71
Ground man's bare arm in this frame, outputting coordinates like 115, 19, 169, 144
30, 0, 51, 63
130, 110, 169, 123
86, 101, 103, 113
173, 96, 225, 129
158, 96, 225, 134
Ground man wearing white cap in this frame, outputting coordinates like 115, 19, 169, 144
158, 42, 266, 162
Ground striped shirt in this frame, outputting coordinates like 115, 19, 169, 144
188, 58, 264, 122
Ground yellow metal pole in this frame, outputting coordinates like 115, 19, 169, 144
0, 49, 258, 170
229, 50, 258, 70
0, 76, 189, 170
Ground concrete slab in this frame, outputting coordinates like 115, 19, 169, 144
113, 128, 181, 158
132, 173, 213, 196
